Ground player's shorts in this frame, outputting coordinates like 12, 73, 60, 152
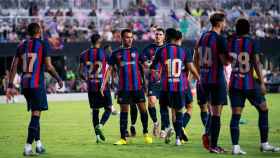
159, 91, 186, 109
229, 80, 266, 108
185, 88, 193, 106
147, 82, 160, 97
88, 90, 112, 109
199, 82, 228, 106
22, 88, 48, 111
117, 90, 146, 105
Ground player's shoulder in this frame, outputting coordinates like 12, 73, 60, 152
80, 48, 89, 56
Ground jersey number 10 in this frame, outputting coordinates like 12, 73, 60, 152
165, 59, 182, 78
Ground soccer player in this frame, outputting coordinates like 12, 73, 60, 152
228, 18, 280, 155
140, 28, 165, 137
194, 13, 229, 153
175, 31, 197, 143
101, 29, 152, 145
6, 23, 63, 156
79, 34, 112, 143
151, 29, 199, 146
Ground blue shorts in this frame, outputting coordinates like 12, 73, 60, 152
199, 82, 228, 106
117, 90, 146, 105
185, 82, 193, 105
88, 91, 112, 109
229, 81, 266, 107
159, 91, 186, 109
22, 88, 48, 111
147, 82, 160, 97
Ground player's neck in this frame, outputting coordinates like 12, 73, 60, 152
155, 42, 164, 46
211, 27, 221, 35
122, 45, 132, 49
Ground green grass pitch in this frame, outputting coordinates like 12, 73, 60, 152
0, 94, 280, 158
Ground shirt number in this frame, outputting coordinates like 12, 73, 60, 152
22, 53, 37, 73
230, 52, 250, 74
86, 61, 103, 78
199, 47, 212, 67
165, 59, 182, 78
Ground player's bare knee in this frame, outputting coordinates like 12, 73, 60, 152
137, 102, 147, 112
232, 107, 243, 115
121, 104, 129, 112
259, 102, 268, 112
32, 111, 41, 117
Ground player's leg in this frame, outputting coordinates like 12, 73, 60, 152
130, 103, 138, 137
172, 108, 184, 146
159, 92, 170, 138
114, 91, 130, 145
88, 92, 102, 143
148, 95, 159, 136
137, 102, 153, 144
248, 84, 280, 152
181, 88, 193, 142
229, 89, 246, 155
208, 83, 227, 153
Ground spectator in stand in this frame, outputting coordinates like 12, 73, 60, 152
89, 7, 97, 16
147, 0, 157, 16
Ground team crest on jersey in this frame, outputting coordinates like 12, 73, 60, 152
131, 53, 136, 58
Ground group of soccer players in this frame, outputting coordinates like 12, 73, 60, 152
6, 12, 280, 156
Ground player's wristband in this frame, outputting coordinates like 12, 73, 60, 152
8, 83, 13, 88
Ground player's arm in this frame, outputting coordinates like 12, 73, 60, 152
217, 36, 229, 66
254, 54, 266, 95
100, 66, 112, 96
186, 48, 200, 81
45, 57, 63, 88
193, 44, 200, 74
7, 56, 19, 93
78, 63, 86, 80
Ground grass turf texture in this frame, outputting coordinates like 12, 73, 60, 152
0, 94, 280, 158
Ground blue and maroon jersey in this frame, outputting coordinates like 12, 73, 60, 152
228, 35, 259, 90
16, 38, 49, 89
151, 43, 192, 92
197, 31, 227, 84
184, 48, 194, 91
80, 47, 109, 92
109, 47, 143, 91
140, 43, 162, 84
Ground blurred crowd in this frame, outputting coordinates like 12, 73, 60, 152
0, 0, 279, 43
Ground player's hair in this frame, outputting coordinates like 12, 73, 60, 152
27, 23, 41, 36
121, 29, 133, 38
90, 33, 101, 45
165, 28, 177, 42
176, 30, 183, 40
236, 18, 250, 36
103, 44, 111, 50
210, 13, 226, 27
156, 28, 165, 34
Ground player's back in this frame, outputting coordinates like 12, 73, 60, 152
228, 35, 257, 90
17, 38, 48, 89
154, 43, 188, 92
80, 47, 108, 92
198, 31, 227, 84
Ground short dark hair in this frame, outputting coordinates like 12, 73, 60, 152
27, 23, 41, 36
236, 18, 250, 36
90, 33, 101, 45
156, 28, 165, 34
121, 29, 132, 38
210, 13, 226, 27
165, 28, 177, 42
176, 30, 183, 40
103, 44, 111, 50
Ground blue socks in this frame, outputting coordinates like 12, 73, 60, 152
100, 108, 111, 126
140, 112, 149, 134
130, 104, 138, 125
27, 115, 40, 144
160, 105, 170, 130
258, 110, 269, 143
182, 112, 191, 128
175, 112, 183, 138
230, 114, 241, 145
210, 116, 221, 147
148, 106, 158, 123
120, 112, 128, 139
200, 112, 209, 127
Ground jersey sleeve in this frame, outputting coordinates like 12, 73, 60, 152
217, 35, 227, 55
150, 47, 161, 69
16, 42, 24, 57
253, 39, 261, 55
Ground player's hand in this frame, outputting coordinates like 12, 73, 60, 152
5, 88, 13, 97
260, 83, 266, 95
58, 80, 63, 89
100, 89, 104, 96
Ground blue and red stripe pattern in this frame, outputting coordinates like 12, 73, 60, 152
151, 43, 192, 92
140, 43, 162, 84
109, 47, 143, 91
80, 47, 108, 92
198, 31, 227, 84
228, 35, 259, 90
16, 38, 48, 89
